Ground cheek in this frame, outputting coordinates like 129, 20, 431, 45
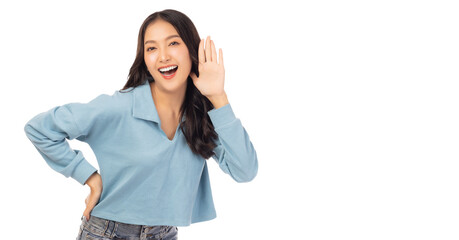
145, 53, 158, 68
173, 48, 191, 69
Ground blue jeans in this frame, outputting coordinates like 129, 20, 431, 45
76, 215, 178, 240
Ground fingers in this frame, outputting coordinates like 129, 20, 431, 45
201, 36, 222, 64
211, 40, 217, 63
83, 189, 101, 221
219, 48, 224, 67
205, 36, 212, 62
83, 211, 89, 221
198, 39, 205, 64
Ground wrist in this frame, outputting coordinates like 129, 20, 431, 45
208, 92, 229, 109
86, 172, 102, 190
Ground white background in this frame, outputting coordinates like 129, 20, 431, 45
1, 0, 458, 239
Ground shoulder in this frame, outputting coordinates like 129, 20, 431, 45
91, 87, 135, 108
64, 87, 135, 119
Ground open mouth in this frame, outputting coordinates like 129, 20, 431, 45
158, 65, 178, 77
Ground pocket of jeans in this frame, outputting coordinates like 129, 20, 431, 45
81, 228, 107, 240
81, 216, 106, 237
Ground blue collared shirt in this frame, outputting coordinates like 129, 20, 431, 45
24, 79, 258, 226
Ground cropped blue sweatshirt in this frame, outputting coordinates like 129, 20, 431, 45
24, 79, 258, 226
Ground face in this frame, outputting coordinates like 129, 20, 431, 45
144, 19, 192, 93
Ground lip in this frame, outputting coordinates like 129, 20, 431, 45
158, 65, 178, 80
160, 70, 177, 80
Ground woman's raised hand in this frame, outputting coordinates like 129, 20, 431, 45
83, 171, 103, 221
190, 36, 225, 98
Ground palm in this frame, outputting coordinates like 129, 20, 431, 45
190, 36, 225, 97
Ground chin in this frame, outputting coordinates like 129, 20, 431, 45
153, 76, 187, 90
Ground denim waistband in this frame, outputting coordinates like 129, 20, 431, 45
81, 215, 174, 239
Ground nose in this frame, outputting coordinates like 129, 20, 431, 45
159, 48, 170, 63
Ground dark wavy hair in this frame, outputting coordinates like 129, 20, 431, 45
119, 9, 217, 159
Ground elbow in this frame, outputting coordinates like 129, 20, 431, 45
24, 120, 39, 142
24, 120, 44, 143
234, 170, 257, 183
24, 122, 33, 139
234, 172, 257, 183
233, 158, 258, 183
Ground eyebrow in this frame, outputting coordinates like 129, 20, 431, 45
144, 35, 180, 45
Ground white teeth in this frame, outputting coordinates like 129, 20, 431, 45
159, 65, 178, 72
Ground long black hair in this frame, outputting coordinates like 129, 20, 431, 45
120, 9, 218, 159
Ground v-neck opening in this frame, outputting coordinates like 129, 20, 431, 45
158, 121, 181, 143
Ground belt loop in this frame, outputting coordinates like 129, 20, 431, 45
140, 225, 146, 239
102, 218, 113, 238
110, 222, 119, 238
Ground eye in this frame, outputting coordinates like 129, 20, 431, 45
146, 47, 156, 52
170, 41, 179, 46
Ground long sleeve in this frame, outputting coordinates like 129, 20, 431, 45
207, 103, 258, 183
23, 94, 111, 185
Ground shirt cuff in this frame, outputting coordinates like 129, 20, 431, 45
71, 150, 98, 185
207, 103, 237, 129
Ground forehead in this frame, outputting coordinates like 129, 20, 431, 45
144, 19, 179, 40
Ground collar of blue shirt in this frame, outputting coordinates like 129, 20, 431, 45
132, 80, 186, 124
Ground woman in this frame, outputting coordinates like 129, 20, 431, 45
24, 9, 258, 240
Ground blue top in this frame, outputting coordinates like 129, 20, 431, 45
24, 79, 258, 226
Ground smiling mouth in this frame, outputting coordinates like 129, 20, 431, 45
158, 65, 178, 76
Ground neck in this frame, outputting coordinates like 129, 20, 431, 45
149, 81, 186, 116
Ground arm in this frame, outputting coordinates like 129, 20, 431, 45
23, 95, 109, 185
207, 103, 259, 183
